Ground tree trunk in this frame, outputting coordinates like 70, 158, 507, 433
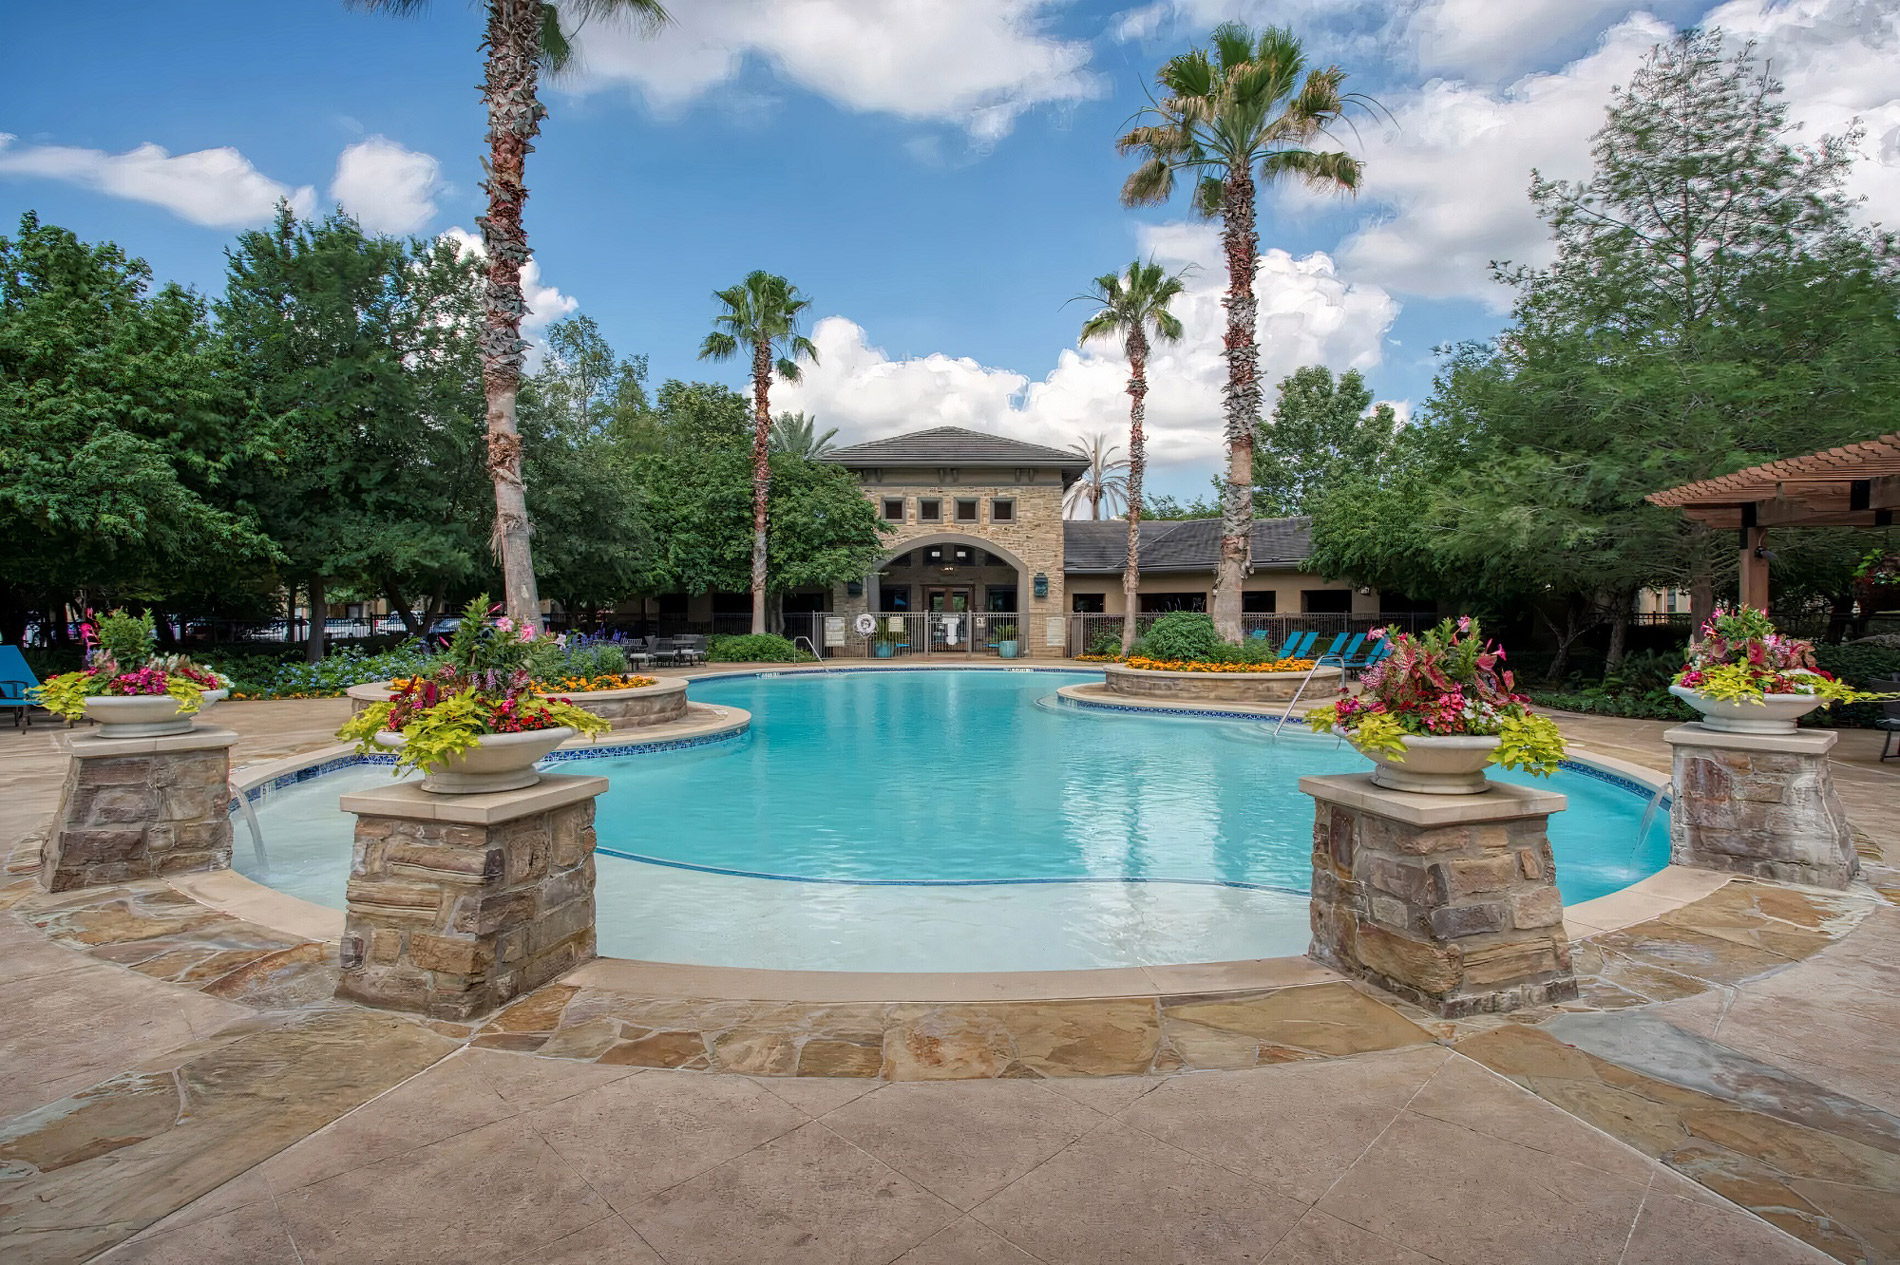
480, 0, 546, 631
306, 575, 326, 664
1212, 167, 1261, 643
749, 337, 773, 636
1120, 332, 1149, 656
383, 580, 420, 638
1686, 521, 1715, 630
1605, 592, 1632, 671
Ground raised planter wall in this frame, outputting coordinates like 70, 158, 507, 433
347, 677, 688, 730
1665, 723, 1858, 889
41, 727, 239, 891
1104, 662, 1340, 705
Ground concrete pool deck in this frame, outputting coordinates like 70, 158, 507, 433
1, 680, 1897, 1263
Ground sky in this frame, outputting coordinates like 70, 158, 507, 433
5, 0, 1898, 501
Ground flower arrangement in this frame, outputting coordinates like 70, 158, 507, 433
33, 609, 231, 721
1672, 606, 1878, 707
337, 596, 609, 776
1124, 656, 1319, 674
1307, 618, 1566, 776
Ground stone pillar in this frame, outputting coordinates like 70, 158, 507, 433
40, 727, 239, 892
1302, 774, 1575, 1017
1665, 724, 1857, 890
336, 774, 605, 1021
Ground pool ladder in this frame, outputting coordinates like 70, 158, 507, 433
1271, 651, 1351, 738
792, 635, 820, 662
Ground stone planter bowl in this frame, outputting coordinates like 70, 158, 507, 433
373, 726, 573, 794
83, 689, 228, 739
348, 678, 686, 731
1347, 731, 1501, 795
1668, 684, 1827, 735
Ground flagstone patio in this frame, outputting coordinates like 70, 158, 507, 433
0, 693, 1894, 1263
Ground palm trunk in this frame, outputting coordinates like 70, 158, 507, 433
749, 338, 772, 636
479, 0, 545, 631
1213, 167, 1260, 643
1120, 332, 1149, 656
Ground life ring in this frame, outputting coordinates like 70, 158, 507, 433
853, 613, 877, 636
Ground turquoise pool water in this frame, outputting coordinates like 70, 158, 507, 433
241, 668, 1668, 971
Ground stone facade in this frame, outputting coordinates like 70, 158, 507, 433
336, 775, 605, 1020
1103, 662, 1339, 703
40, 728, 238, 892
1665, 724, 1857, 889
834, 471, 1070, 658
1302, 774, 1576, 1017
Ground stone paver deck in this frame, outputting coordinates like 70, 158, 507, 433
0, 688, 1895, 1264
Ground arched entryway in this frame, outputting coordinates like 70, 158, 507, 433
868, 532, 1031, 655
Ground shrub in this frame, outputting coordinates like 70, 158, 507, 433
1134, 611, 1223, 662
706, 633, 810, 663
1085, 628, 1123, 657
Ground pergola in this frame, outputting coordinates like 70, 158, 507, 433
1647, 432, 1900, 609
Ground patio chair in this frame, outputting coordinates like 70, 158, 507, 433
1288, 631, 1318, 659
1273, 633, 1300, 658
649, 636, 680, 665
0, 645, 44, 729
1875, 678, 1900, 762
1317, 633, 1349, 660
674, 634, 708, 665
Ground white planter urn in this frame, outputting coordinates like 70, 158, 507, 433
1668, 685, 1826, 735
374, 726, 573, 794
83, 689, 228, 739
1347, 731, 1501, 795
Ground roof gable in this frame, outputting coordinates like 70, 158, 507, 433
822, 426, 1087, 470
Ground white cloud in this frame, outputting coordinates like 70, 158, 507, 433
563, 0, 1101, 139
1405, 0, 1642, 82
331, 136, 442, 234
441, 226, 578, 335
776, 222, 1398, 476
0, 133, 313, 228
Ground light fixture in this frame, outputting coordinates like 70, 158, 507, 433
1033, 572, 1050, 598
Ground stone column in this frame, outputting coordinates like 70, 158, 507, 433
40, 727, 239, 892
1665, 724, 1857, 889
1302, 774, 1575, 1017
336, 774, 605, 1021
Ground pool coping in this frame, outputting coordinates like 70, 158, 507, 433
200, 664, 1725, 1004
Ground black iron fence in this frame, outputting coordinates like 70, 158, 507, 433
1064, 610, 1445, 657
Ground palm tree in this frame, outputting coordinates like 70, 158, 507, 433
769, 411, 838, 460
346, 0, 668, 630
1065, 433, 1131, 521
1119, 23, 1368, 641
1077, 260, 1188, 654
700, 271, 819, 635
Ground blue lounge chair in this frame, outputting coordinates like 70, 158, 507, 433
1248, 628, 1270, 641
1273, 633, 1299, 658
0, 645, 43, 729
1320, 633, 1365, 667
1289, 631, 1318, 658
1344, 638, 1392, 675
1317, 633, 1348, 660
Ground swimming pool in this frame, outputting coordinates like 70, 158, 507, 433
240, 668, 1668, 971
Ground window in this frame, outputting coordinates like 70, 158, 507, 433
919, 499, 942, 522
922, 546, 945, 565
955, 498, 979, 523
881, 498, 905, 522
988, 586, 1019, 612
1242, 591, 1276, 614
1140, 592, 1207, 613
1071, 592, 1106, 613
1301, 589, 1353, 613
991, 498, 1015, 523
951, 545, 975, 565
880, 585, 912, 612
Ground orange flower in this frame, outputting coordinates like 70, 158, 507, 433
1124, 656, 1316, 674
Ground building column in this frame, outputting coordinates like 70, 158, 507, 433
1302, 773, 1575, 1017
1666, 724, 1856, 889
1741, 525, 1771, 610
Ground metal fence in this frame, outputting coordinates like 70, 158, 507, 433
782, 610, 1032, 659
1064, 610, 1445, 657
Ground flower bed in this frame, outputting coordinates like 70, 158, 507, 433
34, 610, 232, 730
1669, 606, 1889, 733
1124, 655, 1318, 674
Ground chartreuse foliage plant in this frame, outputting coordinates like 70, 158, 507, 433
1673, 606, 1890, 708
337, 596, 609, 777
1308, 618, 1566, 777
32, 608, 230, 721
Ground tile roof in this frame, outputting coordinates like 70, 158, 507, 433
1647, 432, 1900, 507
822, 426, 1088, 470
1063, 517, 1314, 572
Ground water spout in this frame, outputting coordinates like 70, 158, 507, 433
230, 782, 267, 874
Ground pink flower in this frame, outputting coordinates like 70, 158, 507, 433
1456, 615, 1472, 633
495, 616, 515, 633
1367, 627, 1386, 642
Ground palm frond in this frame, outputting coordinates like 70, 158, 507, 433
699, 331, 739, 361
342, 0, 429, 12
1120, 158, 1176, 208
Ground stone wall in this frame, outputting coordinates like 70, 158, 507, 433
40, 729, 238, 892
348, 679, 688, 730
1303, 774, 1575, 1017
1666, 725, 1857, 889
835, 470, 1069, 658
336, 776, 604, 1020
1104, 663, 1339, 703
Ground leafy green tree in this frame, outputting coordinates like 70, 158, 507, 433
345, 0, 669, 629
1119, 22, 1369, 640
769, 411, 837, 459
698, 270, 819, 634
1253, 366, 1396, 517
1076, 259, 1188, 651
0, 213, 272, 645
1141, 489, 1222, 520
1064, 432, 1129, 520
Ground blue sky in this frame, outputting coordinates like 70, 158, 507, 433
5, 0, 1896, 500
